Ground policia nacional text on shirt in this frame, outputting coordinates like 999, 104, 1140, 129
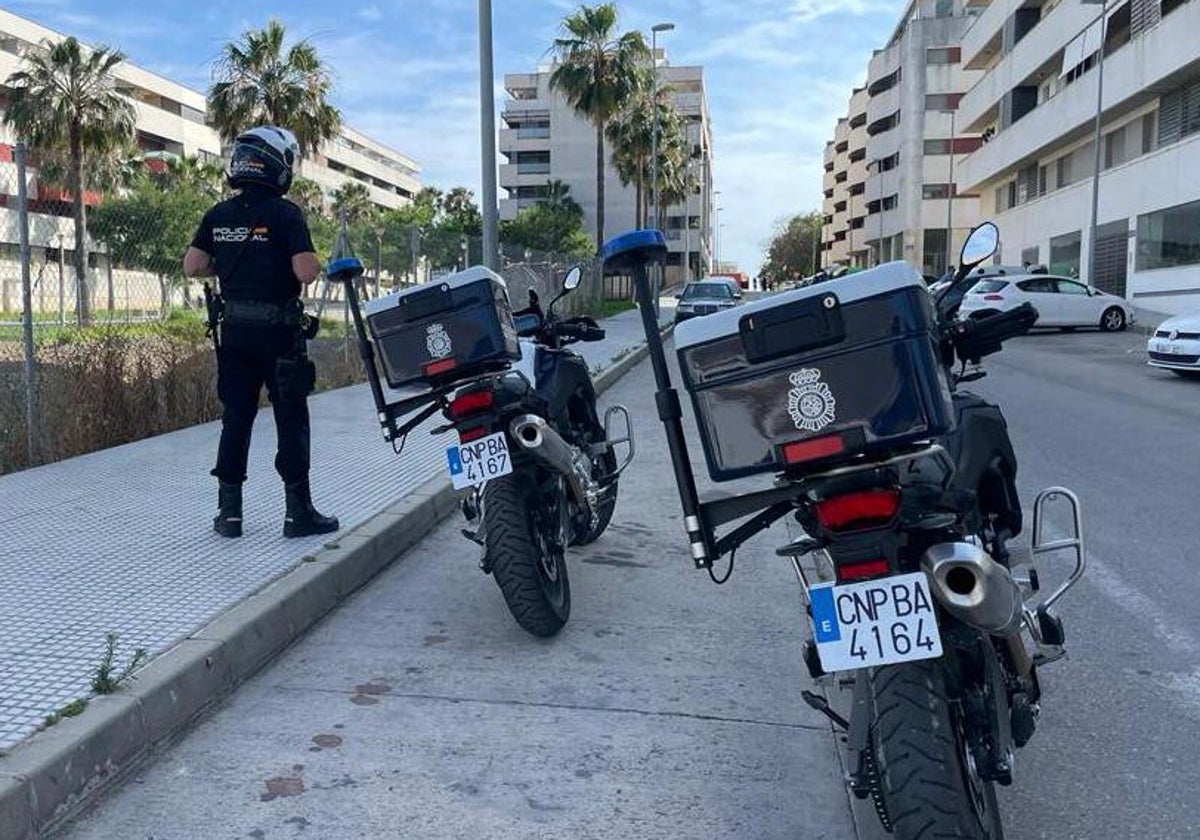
183, 125, 338, 540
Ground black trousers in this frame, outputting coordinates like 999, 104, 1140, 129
212, 328, 310, 485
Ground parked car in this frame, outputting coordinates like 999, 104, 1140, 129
708, 276, 744, 299
1147, 312, 1200, 378
958, 274, 1134, 331
675, 280, 741, 323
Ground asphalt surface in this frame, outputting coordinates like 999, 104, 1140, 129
61, 326, 1199, 840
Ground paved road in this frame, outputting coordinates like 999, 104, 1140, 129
62, 326, 1200, 839
63, 347, 856, 840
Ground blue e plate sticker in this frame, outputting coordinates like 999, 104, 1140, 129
809, 584, 842, 643
446, 446, 463, 477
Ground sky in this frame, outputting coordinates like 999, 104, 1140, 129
4, 0, 902, 273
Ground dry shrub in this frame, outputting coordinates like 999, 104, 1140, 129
0, 331, 364, 475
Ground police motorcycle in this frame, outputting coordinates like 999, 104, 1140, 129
604, 223, 1086, 838
329, 255, 633, 637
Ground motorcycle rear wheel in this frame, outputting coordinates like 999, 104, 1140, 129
571, 450, 619, 546
870, 660, 1004, 840
483, 472, 571, 637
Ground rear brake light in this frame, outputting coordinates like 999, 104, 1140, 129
837, 559, 891, 583
448, 390, 494, 419
983, 294, 1004, 301
816, 490, 901, 531
782, 434, 846, 465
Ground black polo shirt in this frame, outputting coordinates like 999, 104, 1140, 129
191, 187, 315, 303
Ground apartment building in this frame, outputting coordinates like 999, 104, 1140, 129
500, 53, 715, 282
821, 0, 984, 277
955, 0, 1200, 314
0, 7, 421, 260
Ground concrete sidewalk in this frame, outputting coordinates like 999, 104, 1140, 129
0, 304, 664, 758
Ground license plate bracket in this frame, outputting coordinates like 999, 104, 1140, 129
809, 571, 943, 673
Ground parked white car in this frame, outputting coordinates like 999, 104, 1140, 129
958, 274, 1135, 331
1147, 312, 1200, 378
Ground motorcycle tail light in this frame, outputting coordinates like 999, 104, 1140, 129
458, 426, 489, 443
448, 390, 494, 419
816, 489, 901, 532
423, 358, 458, 377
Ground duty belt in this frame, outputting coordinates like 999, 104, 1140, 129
221, 298, 305, 328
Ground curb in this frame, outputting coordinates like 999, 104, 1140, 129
0, 325, 667, 839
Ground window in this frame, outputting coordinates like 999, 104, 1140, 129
1054, 279, 1089, 295
1104, 125, 1128, 169
868, 68, 901, 96
849, 183, 866, 196
1158, 80, 1200, 147
1138, 198, 1200, 270
995, 185, 1009, 213
881, 195, 899, 211
923, 183, 953, 200
973, 280, 1010, 294
1142, 111, 1157, 154
925, 93, 962, 111
1049, 231, 1082, 277
868, 111, 901, 136
879, 152, 901, 172
923, 228, 949, 276
927, 47, 961, 65
925, 139, 951, 155
1163, 0, 1187, 15
1018, 278, 1056, 293
1056, 153, 1074, 189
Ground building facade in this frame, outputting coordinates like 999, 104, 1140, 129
955, 0, 1200, 314
500, 54, 715, 282
822, 0, 984, 277
0, 7, 421, 271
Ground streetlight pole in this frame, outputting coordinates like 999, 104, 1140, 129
649, 22, 675, 232
943, 107, 957, 275
478, 0, 500, 270
1083, 0, 1109, 283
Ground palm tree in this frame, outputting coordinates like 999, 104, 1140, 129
289, 177, 327, 218
157, 154, 225, 199
208, 20, 342, 157
331, 181, 373, 225
550, 3, 648, 246
540, 179, 583, 220
4, 37, 136, 325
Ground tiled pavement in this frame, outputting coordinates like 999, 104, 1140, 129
0, 306, 666, 754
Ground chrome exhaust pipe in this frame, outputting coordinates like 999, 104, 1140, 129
921, 542, 1023, 636
509, 414, 598, 515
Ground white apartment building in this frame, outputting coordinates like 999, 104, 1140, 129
500, 54, 715, 283
955, 0, 1200, 314
822, 0, 984, 278
0, 7, 421, 266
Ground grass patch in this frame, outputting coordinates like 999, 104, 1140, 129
601, 298, 637, 318
43, 698, 89, 729
91, 632, 149, 695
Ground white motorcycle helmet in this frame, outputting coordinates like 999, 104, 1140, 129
227, 125, 300, 195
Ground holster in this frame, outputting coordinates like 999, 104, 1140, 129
203, 283, 223, 352
274, 327, 316, 402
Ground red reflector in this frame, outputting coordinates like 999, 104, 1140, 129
449, 389, 494, 419
424, 358, 458, 377
458, 426, 488, 443
837, 559, 891, 582
816, 490, 901, 531
984, 294, 1004, 301
782, 434, 846, 465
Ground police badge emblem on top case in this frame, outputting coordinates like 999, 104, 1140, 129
787, 368, 837, 432
426, 323, 453, 359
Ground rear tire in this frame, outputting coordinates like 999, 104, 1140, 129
1171, 370, 1200, 380
1101, 307, 1127, 332
483, 472, 570, 637
870, 660, 1004, 840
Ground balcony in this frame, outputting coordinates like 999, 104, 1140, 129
959, 0, 1097, 131
498, 163, 551, 188
960, 0, 1009, 70
959, 0, 1200, 189
867, 84, 902, 127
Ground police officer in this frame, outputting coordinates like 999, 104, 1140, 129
183, 125, 338, 539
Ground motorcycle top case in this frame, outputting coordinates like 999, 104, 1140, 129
363, 266, 521, 389
674, 262, 955, 482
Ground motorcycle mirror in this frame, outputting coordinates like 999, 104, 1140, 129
563, 265, 583, 291
960, 222, 1000, 269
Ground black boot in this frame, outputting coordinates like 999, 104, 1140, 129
283, 480, 339, 538
214, 481, 243, 538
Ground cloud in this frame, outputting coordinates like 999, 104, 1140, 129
358, 5, 382, 22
